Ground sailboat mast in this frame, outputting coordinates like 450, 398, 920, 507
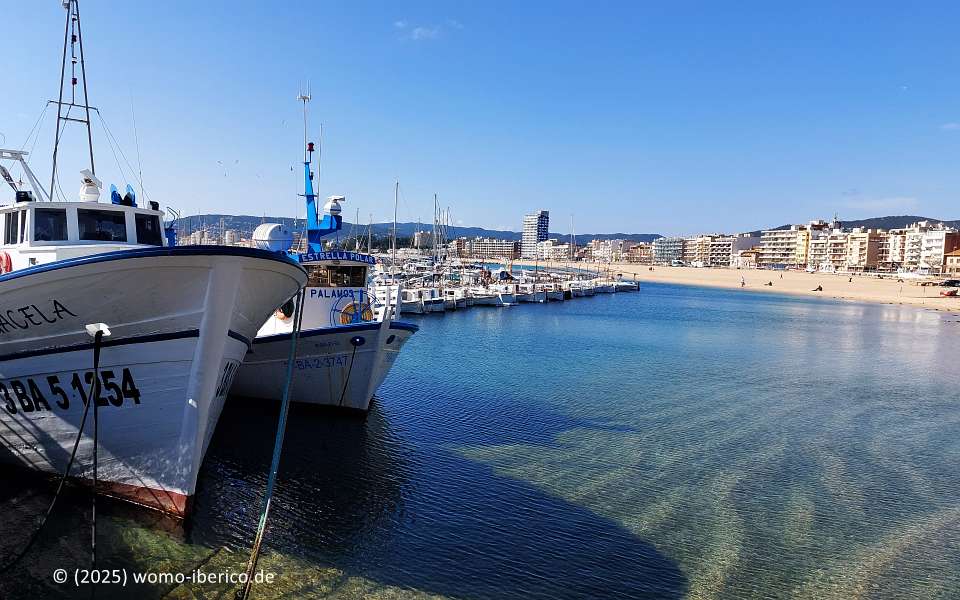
392, 181, 399, 275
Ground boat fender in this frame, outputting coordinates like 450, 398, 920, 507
0, 251, 12, 274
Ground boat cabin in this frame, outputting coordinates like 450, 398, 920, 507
257, 249, 378, 336
0, 149, 165, 273
0, 198, 165, 271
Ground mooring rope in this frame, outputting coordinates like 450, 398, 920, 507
235, 288, 306, 600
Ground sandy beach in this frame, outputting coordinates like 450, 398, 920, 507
514, 261, 960, 314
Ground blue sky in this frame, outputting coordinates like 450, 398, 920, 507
3, 1, 960, 236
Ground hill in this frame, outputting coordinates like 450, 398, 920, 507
171, 214, 662, 244
744, 215, 960, 237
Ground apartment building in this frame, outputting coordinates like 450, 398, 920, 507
919, 228, 960, 274
758, 226, 804, 267
653, 237, 686, 264
467, 237, 520, 260
807, 233, 828, 269
734, 248, 762, 269
945, 249, 960, 275
682, 236, 712, 266
521, 210, 549, 259
826, 232, 848, 271
708, 236, 736, 267
536, 239, 572, 261
845, 229, 883, 271
626, 243, 653, 264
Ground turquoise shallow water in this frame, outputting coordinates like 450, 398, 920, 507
2, 283, 959, 599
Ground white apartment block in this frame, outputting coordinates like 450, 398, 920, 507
536, 239, 572, 261
521, 210, 549, 259
758, 227, 803, 267
653, 237, 685, 264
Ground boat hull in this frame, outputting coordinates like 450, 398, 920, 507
400, 301, 424, 314
425, 299, 445, 313
231, 320, 417, 412
0, 247, 306, 516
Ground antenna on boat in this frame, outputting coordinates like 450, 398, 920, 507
298, 84, 311, 163
51, 0, 97, 201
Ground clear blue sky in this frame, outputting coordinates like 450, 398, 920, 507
3, 1, 960, 236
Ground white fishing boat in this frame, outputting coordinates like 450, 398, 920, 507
543, 283, 565, 302
399, 287, 426, 314
421, 287, 446, 313
489, 283, 518, 306
468, 287, 500, 306
372, 283, 401, 319
231, 97, 417, 412
517, 282, 546, 303
594, 280, 616, 294
443, 286, 468, 310
0, 1, 306, 516
563, 280, 584, 298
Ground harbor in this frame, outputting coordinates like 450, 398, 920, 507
3, 284, 959, 599
2, 2, 960, 599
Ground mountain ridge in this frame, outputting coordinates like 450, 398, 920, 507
173, 214, 960, 244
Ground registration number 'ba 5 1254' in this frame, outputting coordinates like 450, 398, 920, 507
1, 368, 142, 415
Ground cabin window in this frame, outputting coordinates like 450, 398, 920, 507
4, 212, 18, 245
329, 266, 367, 287
135, 214, 163, 246
18, 210, 26, 243
78, 209, 127, 242
305, 265, 367, 287
34, 209, 68, 241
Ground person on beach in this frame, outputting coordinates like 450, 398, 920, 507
813, 285, 823, 291
765, 281, 773, 286
740, 275, 745, 288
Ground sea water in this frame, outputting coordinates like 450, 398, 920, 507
2, 283, 958, 599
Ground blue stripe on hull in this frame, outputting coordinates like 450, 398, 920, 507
0, 329, 202, 363
0, 245, 304, 284
253, 320, 419, 345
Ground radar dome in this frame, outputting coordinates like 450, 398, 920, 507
253, 223, 294, 252
79, 169, 102, 202
323, 195, 344, 216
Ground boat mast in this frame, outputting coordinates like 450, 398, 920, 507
392, 181, 399, 277
51, 0, 97, 200
432, 193, 438, 263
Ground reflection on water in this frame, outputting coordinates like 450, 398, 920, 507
1, 283, 958, 599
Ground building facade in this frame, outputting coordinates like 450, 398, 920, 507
464, 237, 520, 260
536, 239, 572, 261
758, 227, 804, 267
521, 210, 549, 259
653, 237, 685, 264
626, 243, 653, 264
845, 229, 882, 271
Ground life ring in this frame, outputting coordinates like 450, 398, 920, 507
0, 252, 12, 274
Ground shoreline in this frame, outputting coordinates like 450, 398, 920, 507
512, 260, 960, 314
